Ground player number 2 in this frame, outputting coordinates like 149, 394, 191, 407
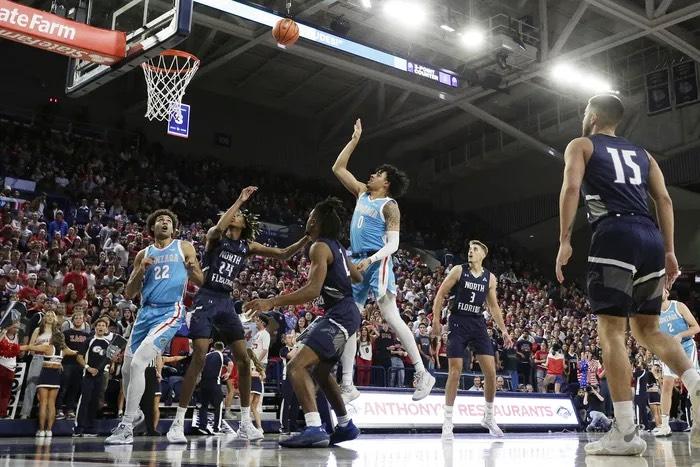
606, 147, 642, 185
154, 265, 170, 280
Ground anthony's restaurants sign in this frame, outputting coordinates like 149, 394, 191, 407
346, 390, 579, 429
0, 0, 125, 64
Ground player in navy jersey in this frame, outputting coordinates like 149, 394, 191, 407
431, 240, 513, 439
107, 209, 203, 444
245, 197, 363, 448
168, 187, 310, 443
332, 119, 435, 403
556, 94, 700, 454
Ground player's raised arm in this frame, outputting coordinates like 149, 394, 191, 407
647, 153, 679, 287
125, 249, 150, 299
207, 186, 258, 247
249, 234, 310, 260
332, 118, 368, 197
181, 241, 204, 286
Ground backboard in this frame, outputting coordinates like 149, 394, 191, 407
65, 0, 193, 97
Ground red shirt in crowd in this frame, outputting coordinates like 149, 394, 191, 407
18, 286, 40, 302
546, 354, 565, 376
63, 271, 87, 299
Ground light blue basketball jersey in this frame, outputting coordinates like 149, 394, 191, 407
141, 239, 188, 306
659, 301, 691, 344
350, 192, 394, 253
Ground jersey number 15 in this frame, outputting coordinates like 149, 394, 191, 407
606, 147, 642, 186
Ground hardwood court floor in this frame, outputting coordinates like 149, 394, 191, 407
0, 432, 697, 467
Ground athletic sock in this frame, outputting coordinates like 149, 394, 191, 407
337, 414, 351, 427
240, 406, 251, 423
661, 414, 669, 428
613, 401, 635, 433
304, 412, 322, 428
175, 407, 187, 425
484, 402, 494, 419
444, 405, 454, 422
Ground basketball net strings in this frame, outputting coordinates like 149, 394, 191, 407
142, 54, 199, 121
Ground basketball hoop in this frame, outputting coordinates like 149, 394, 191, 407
141, 49, 199, 121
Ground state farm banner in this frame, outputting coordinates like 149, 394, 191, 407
0, 0, 125, 64
345, 390, 579, 429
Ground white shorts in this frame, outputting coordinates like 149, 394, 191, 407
662, 340, 698, 378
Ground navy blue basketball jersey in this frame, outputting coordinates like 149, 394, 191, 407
450, 265, 490, 315
202, 238, 249, 293
582, 135, 652, 224
317, 238, 353, 309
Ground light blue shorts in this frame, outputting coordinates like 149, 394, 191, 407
127, 302, 185, 357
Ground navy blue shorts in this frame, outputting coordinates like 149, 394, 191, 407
251, 376, 263, 395
587, 216, 665, 317
298, 312, 359, 363
188, 289, 244, 344
446, 314, 494, 358
37, 366, 62, 389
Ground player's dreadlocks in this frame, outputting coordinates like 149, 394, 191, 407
314, 197, 345, 240
240, 210, 261, 241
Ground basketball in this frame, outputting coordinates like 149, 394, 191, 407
272, 18, 300, 47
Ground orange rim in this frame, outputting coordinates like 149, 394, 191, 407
142, 49, 200, 74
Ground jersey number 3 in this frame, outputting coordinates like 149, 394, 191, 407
154, 265, 170, 280
607, 147, 642, 185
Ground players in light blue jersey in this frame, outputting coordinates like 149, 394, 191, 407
653, 289, 700, 438
107, 209, 203, 445
332, 118, 435, 403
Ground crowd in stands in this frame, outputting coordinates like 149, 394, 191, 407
0, 118, 698, 434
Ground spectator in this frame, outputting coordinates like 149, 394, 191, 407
0, 322, 31, 417
56, 311, 90, 419
469, 376, 484, 391
20, 310, 58, 419
48, 211, 68, 239
541, 343, 565, 393
356, 326, 376, 387
33, 330, 79, 437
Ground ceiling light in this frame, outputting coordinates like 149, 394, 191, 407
460, 26, 485, 49
383, 1, 428, 27
360, 0, 371, 8
440, 24, 455, 32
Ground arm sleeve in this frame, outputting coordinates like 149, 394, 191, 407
369, 230, 399, 264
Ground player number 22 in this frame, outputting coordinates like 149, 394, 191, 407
606, 147, 642, 185
154, 265, 170, 280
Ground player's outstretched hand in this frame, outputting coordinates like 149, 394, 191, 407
555, 242, 572, 283
237, 186, 258, 204
243, 298, 273, 315
352, 118, 362, 141
665, 252, 680, 289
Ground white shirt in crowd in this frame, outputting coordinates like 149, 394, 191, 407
252, 328, 270, 366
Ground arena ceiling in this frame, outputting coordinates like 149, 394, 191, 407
173, 0, 700, 155
7, 0, 700, 171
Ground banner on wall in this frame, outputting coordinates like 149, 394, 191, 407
672, 61, 699, 107
344, 390, 579, 429
646, 68, 672, 115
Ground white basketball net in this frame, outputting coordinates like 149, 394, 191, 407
141, 50, 199, 121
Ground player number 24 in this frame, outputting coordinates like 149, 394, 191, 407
154, 265, 170, 280
606, 147, 642, 185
